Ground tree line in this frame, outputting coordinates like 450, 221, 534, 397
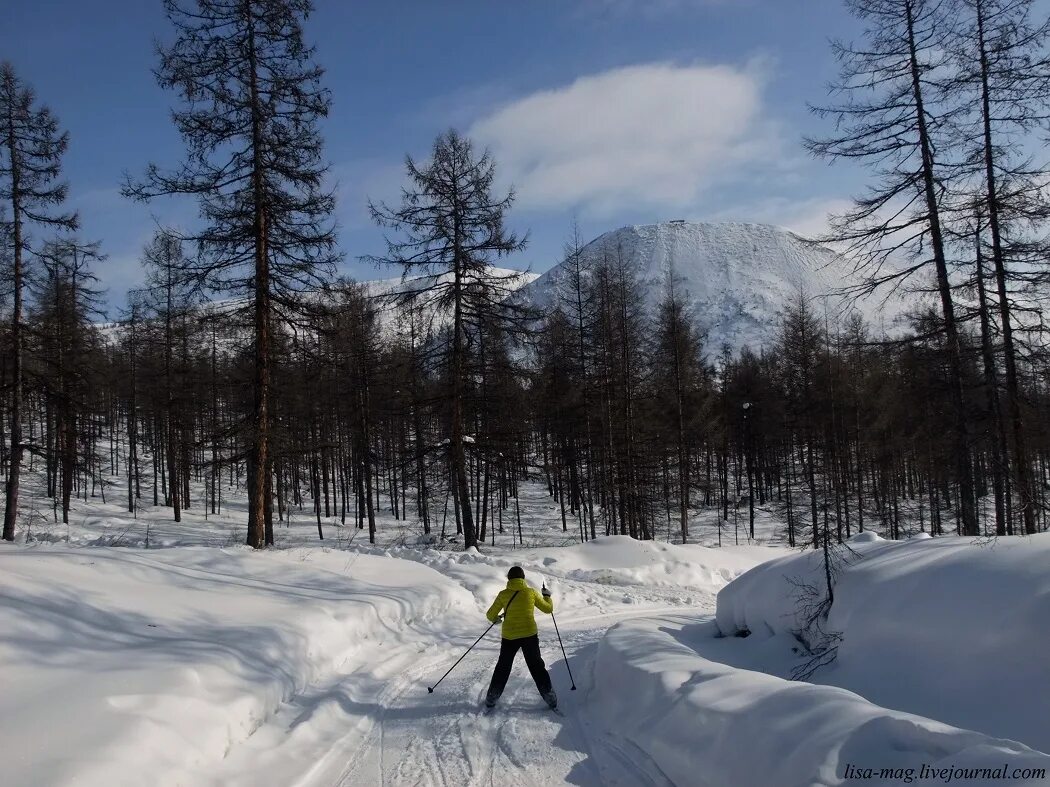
3, 0, 1050, 552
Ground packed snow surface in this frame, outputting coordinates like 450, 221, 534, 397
715, 531, 1050, 754
0, 526, 782, 787
4, 479, 1047, 785
520, 221, 898, 353
0, 546, 473, 786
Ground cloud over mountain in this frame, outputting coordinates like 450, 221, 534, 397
470, 62, 781, 215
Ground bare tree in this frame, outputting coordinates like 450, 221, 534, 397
124, 0, 339, 548
950, 0, 1050, 534
807, 0, 980, 534
0, 62, 77, 541
369, 130, 527, 550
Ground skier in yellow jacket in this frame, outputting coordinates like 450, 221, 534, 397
484, 565, 557, 709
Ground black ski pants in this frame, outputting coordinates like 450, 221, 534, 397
487, 635, 552, 698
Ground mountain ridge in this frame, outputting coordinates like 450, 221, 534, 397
519, 220, 886, 354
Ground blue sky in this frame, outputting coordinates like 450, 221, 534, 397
2, 0, 869, 313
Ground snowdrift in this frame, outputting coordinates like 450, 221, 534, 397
715, 532, 1050, 753
513, 535, 769, 590
369, 534, 787, 622
595, 616, 1050, 787
0, 545, 474, 787
0, 530, 786, 787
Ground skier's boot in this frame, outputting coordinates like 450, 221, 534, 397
543, 689, 558, 710
485, 690, 499, 709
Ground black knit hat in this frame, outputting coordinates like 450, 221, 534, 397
507, 565, 525, 580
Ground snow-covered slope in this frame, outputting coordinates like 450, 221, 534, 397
0, 530, 783, 787
596, 615, 1050, 787
362, 266, 539, 299
363, 265, 539, 335
715, 531, 1050, 754
96, 266, 539, 347
520, 221, 889, 354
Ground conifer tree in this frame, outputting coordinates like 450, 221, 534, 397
808, 0, 980, 534
369, 130, 526, 550
652, 273, 705, 543
125, 0, 339, 548
950, 0, 1050, 534
0, 63, 77, 541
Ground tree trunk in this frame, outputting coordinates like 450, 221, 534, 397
905, 0, 977, 535
975, 0, 1036, 534
246, 9, 271, 549
2, 109, 23, 542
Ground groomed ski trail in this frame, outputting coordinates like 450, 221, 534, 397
331, 614, 676, 787
212, 560, 691, 787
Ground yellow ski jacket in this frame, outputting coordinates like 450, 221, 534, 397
486, 577, 554, 640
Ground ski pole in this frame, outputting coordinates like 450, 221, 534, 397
427, 590, 519, 694
548, 594, 576, 691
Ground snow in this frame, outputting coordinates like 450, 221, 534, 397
363, 265, 540, 336
595, 615, 1050, 787
519, 221, 902, 354
0, 519, 784, 786
0, 545, 474, 787
715, 531, 1050, 753
4, 473, 1048, 785
95, 266, 540, 349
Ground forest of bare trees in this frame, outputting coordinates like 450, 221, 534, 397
4, 0, 1050, 554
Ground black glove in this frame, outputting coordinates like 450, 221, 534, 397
542, 584, 551, 598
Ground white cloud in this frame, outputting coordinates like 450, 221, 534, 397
709, 196, 854, 241
469, 61, 781, 215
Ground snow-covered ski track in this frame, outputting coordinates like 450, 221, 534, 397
210, 552, 701, 787
329, 616, 673, 786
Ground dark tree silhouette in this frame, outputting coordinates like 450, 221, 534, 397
124, 0, 339, 548
0, 62, 77, 541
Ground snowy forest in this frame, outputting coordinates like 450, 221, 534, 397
4, 0, 1050, 554
3, 1, 1050, 786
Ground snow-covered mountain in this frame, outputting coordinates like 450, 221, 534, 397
96, 267, 541, 346
362, 266, 541, 335
520, 221, 888, 355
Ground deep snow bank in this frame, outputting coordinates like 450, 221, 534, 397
361, 534, 786, 619
0, 544, 474, 787
595, 616, 1050, 787
533, 535, 769, 589
715, 532, 1050, 753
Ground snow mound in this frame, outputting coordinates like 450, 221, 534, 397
716, 533, 1050, 753
352, 534, 786, 620
595, 616, 1050, 787
0, 545, 474, 787
519, 221, 896, 353
534, 535, 769, 590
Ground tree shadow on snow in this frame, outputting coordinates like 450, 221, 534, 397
0, 583, 309, 696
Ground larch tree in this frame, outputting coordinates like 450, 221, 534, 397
807, 0, 980, 535
124, 0, 339, 548
368, 130, 527, 550
0, 62, 77, 542
552, 221, 598, 540
33, 239, 104, 524
140, 230, 197, 522
950, 0, 1050, 534
651, 271, 705, 543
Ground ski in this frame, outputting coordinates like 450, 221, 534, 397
480, 703, 560, 716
